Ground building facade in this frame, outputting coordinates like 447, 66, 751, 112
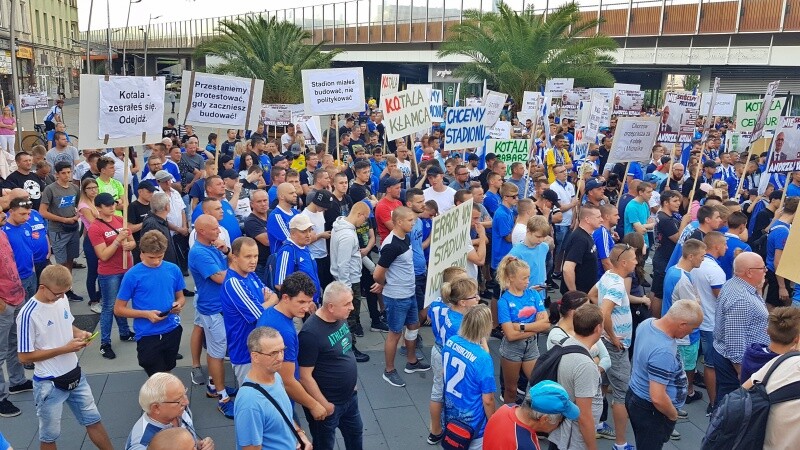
27, 0, 81, 99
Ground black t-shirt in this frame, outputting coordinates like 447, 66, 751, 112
688, 228, 706, 242
299, 169, 311, 187
127, 200, 151, 242
560, 227, 598, 295
6, 171, 45, 210
750, 208, 775, 245
653, 211, 679, 273
615, 193, 635, 237
297, 315, 357, 405
162, 127, 178, 139
243, 213, 270, 266
181, 133, 198, 144
324, 194, 353, 232
348, 182, 370, 204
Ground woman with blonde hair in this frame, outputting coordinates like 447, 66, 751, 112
78, 177, 102, 311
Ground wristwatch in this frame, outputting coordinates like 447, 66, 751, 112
520, 323, 526, 332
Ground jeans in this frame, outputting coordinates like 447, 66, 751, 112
21, 275, 37, 300
625, 389, 676, 450
304, 390, 363, 450
713, 350, 741, 404
98, 273, 132, 344
0, 301, 26, 401
34, 376, 102, 443
83, 236, 100, 302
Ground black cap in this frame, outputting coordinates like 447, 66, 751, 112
380, 177, 402, 192
138, 180, 156, 192
273, 155, 287, 165
94, 193, 116, 207
220, 169, 238, 180
312, 189, 334, 209
589, 150, 600, 157
541, 189, 560, 208
426, 165, 444, 176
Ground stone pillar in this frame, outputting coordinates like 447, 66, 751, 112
698, 67, 712, 92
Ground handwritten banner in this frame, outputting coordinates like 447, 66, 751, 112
302, 67, 365, 116
482, 90, 507, 126
380, 74, 399, 99
444, 106, 487, 151
430, 89, 444, 122
487, 139, 530, 176
424, 199, 474, 307
98, 76, 164, 139
382, 87, 431, 141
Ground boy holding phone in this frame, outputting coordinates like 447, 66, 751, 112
114, 230, 186, 376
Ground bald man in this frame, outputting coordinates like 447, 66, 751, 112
189, 199, 231, 249
267, 182, 300, 251
147, 428, 196, 450
712, 251, 771, 405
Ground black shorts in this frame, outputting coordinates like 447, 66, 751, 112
137, 325, 182, 376
651, 268, 666, 300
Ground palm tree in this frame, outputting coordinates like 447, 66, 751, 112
438, 2, 617, 109
195, 16, 341, 103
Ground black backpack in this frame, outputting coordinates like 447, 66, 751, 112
264, 243, 297, 292
528, 336, 592, 387
751, 224, 789, 261
701, 351, 800, 450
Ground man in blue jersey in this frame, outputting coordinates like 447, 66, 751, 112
43, 99, 63, 131
220, 237, 278, 386
114, 230, 186, 376
593, 204, 619, 277
719, 211, 750, 279
765, 197, 796, 308
267, 182, 299, 251
273, 215, 322, 305
188, 214, 235, 418
190, 176, 241, 241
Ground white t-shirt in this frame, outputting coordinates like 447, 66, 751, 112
423, 186, 456, 213
164, 188, 185, 231
465, 241, 478, 280
17, 296, 79, 378
597, 271, 633, 349
189, 226, 231, 249
300, 208, 328, 259
110, 153, 133, 184
549, 180, 575, 226
511, 223, 527, 245
692, 255, 726, 332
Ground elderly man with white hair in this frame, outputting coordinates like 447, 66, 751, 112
126, 372, 214, 450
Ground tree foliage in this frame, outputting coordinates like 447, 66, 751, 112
195, 16, 341, 103
438, 2, 618, 109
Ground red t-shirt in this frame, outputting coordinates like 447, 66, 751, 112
482, 404, 542, 450
88, 216, 133, 275
0, 230, 25, 305
375, 197, 401, 242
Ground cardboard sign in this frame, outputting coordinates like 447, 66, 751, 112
382, 87, 431, 141
545, 78, 574, 98
658, 92, 700, 144
606, 117, 660, 165
487, 139, 530, 175
700, 92, 736, 116
561, 89, 591, 120
482, 90, 507, 126
521, 91, 543, 117
766, 116, 800, 173
749, 80, 781, 143
735, 97, 785, 135
776, 217, 800, 284
444, 106, 487, 151
380, 74, 399, 99
301, 67, 365, 116
593, 88, 614, 127
486, 121, 511, 140
178, 71, 263, 129
613, 90, 644, 117
430, 89, 444, 122
95, 76, 164, 141
424, 199, 474, 307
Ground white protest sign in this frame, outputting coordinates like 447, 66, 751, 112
767, 116, 800, 173
613, 90, 644, 117
614, 83, 641, 92
482, 90, 507, 126
380, 74, 399, 99
261, 104, 295, 126
545, 78, 574, 97
96, 76, 164, 140
301, 67, 365, 116
606, 117, 660, 165
520, 91, 543, 117
424, 199, 474, 307
382, 87, 431, 141
291, 111, 322, 144
487, 139, 530, 176
465, 96, 482, 107
19, 92, 48, 110
444, 106, 487, 151
593, 88, 614, 127
430, 89, 444, 122
700, 93, 736, 116
560, 89, 591, 120
749, 80, 781, 143
735, 97, 785, 134
658, 92, 700, 144
487, 121, 511, 140
584, 91, 606, 142
181, 72, 257, 127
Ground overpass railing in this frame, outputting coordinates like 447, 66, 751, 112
83, 0, 800, 50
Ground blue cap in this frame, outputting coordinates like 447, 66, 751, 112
528, 380, 580, 420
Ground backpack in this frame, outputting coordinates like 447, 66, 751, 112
701, 351, 800, 450
528, 336, 592, 387
264, 243, 297, 292
751, 224, 789, 261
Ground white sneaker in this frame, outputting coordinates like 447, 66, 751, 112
89, 303, 102, 314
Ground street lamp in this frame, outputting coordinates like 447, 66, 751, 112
143, 14, 162, 77
121, 0, 142, 76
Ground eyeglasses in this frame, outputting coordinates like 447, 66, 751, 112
42, 285, 69, 298
253, 347, 286, 358
460, 295, 480, 303
160, 388, 189, 404
748, 266, 768, 272
614, 244, 634, 263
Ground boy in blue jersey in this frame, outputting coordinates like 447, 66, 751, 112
720, 211, 751, 279
114, 230, 186, 376
267, 182, 300, 251
273, 215, 322, 304
2, 197, 37, 298
220, 237, 278, 387
508, 215, 551, 294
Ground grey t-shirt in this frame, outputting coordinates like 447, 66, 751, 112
548, 337, 603, 450
377, 232, 415, 299
41, 182, 79, 233
46, 146, 80, 169
181, 153, 205, 172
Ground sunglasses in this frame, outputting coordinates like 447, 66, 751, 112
614, 244, 634, 263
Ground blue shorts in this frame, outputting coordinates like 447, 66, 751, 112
383, 295, 418, 333
34, 376, 102, 443
700, 330, 716, 369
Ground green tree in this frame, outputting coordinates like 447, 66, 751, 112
438, 2, 617, 109
195, 16, 341, 103
683, 75, 700, 92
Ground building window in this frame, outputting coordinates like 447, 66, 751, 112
43, 13, 48, 42
59, 19, 63, 46
51, 16, 56, 45
35, 9, 40, 38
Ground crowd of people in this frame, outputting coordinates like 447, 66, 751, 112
0, 99, 798, 450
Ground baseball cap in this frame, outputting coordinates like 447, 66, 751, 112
273, 155, 287, 165
220, 169, 238, 180
380, 177, 402, 192
585, 178, 605, 191
288, 214, 314, 231
311, 189, 334, 209
94, 193, 116, 207
528, 380, 580, 420
541, 189, 560, 208
588, 150, 600, 157
154, 170, 172, 182
426, 165, 444, 176
137, 180, 156, 192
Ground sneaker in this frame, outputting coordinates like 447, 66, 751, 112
0, 399, 21, 417
100, 343, 116, 360
677, 409, 688, 420
66, 290, 83, 301
671, 429, 681, 440
73, 261, 86, 269
353, 347, 370, 363
685, 390, 703, 404
552, 273, 562, 280
706, 403, 714, 417
426, 432, 444, 445
218, 398, 235, 419
351, 323, 365, 338
404, 359, 431, 374
383, 369, 406, 387
370, 321, 389, 333
176, 353, 184, 360
190, 366, 206, 386
119, 332, 136, 342
547, 281, 560, 291
595, 422, 616, 440
399, 346, 425, 360
8, 380, 33, 395
206, 384, 218, 398
89, 302, 102, 314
